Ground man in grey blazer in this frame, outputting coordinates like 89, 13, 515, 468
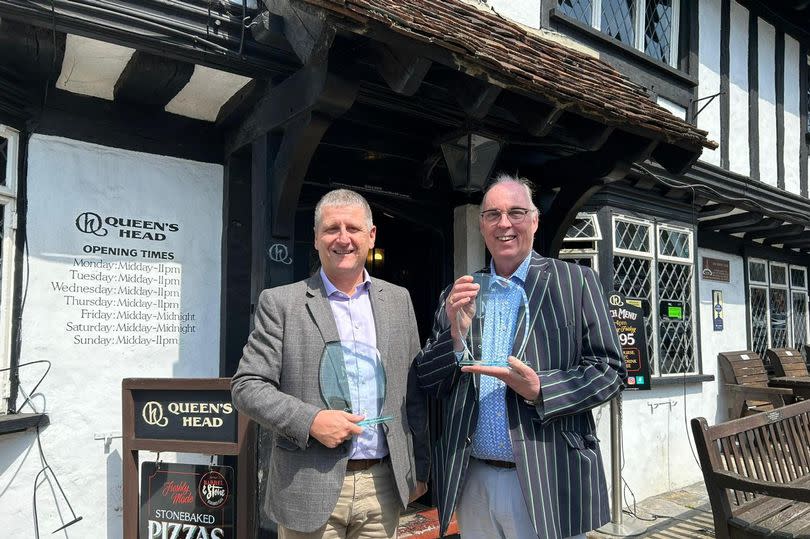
232, 189, 428, 538
415, 175, 625, 539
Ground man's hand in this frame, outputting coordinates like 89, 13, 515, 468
446, 275, 480, 347
460, 356, 541, 402
409, 481, 428, 503
309, 410, 364, 448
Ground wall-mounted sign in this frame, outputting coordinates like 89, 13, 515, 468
607, 293, 651, 390
133, 389, 238, 443
713, 290, 724, 331
140, 462, 234, 539
702, 257, 730, 282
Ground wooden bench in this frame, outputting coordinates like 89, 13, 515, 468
766, 348, 810, 378
692, 399, 810, 538
718, 351, 793, 419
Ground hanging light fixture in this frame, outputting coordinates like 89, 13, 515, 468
440, 132, 502, 193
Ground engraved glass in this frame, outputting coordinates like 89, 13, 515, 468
319, 341, 392, 427
457, 273, 530, 367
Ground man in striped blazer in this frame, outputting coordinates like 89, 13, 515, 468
415, 175, 625, 539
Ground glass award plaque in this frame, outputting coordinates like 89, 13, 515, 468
319, 341, 393, 427
457, 273, 530, 367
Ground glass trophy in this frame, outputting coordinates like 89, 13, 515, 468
457, 272, 530, 367
318, 341, 393, 427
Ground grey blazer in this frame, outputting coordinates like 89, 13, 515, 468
231, 272, 429, 533
415, 252, 625, 538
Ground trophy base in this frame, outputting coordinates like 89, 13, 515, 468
458, 360, 511, 367
358, 416, 394, 427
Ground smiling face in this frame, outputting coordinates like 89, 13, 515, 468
480, 181, 539, 277
315, 204, 376, 292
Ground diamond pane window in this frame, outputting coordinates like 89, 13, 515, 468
562, 256, 594, 268
565, 213, 601, 241
615, 218, 651, 253
614, 255, 655, 372
771, 264, 788, 286
792, 292, 808, 349
558, 0, 593, 25
770, 289, 789, 348
749, 260, 767, 284
644, 0, 673, 64
0, 136, 7, 187
658, 261, 694, 374
602, 0, 635, 46
750, 286, 769, 357
791, 267, 807, 289
658, 227, 690, 259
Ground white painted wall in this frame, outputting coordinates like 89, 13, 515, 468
783, 35, 802, 196
728, 2, 750, 177
484, 0, 540, 29
698, 0, 722, 167
757, 19, 778, 187
454, 204, 486, 276
0, 136, 223, 538
598, 250, 747, 502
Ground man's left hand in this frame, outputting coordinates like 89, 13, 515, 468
460, 356, 540, 402
409, 481, 428, 503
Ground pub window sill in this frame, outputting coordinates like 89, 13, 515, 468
549, 9, 698, 89
0, 413, 49, 436
650, 374, 715, 387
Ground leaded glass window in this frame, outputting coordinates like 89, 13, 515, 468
644, 0, 674, 64
561, 213, 600, 271
749, 260, 767, 284
770, 289, 789, 349
0, 136, 7, 187
747, 260, 810, 355
791, 267, 806, 289
558, 0, 593, 25
0, 126, 18, 414
601, 0, 635, 46
611, 217, 696, 376
792, 292, 808, 349
770, 263, 788, 286
750, 287, 769, 357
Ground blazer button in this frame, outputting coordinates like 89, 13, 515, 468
382, 423, 390, 434
465, 436, 472, 445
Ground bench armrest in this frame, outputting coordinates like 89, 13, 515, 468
723, 384, 794, 397
712, 470, 810, 503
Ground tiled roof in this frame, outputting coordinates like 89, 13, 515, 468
299, 0, 717, 151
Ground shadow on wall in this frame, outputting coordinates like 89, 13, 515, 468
107, 449, 123, 538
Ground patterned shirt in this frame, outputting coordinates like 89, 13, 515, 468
470, 254, 531, 462
320, 268, 388, 460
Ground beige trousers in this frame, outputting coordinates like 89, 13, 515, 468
279, 460, 401, 539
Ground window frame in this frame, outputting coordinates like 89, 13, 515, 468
560, 213, 601, 272
0, 125, 18, 413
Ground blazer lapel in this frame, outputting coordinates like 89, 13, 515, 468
305, 272, 340, 344
368, 279, 391, 374
512, 251, 552, 365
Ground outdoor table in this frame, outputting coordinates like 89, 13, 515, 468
768, 376, 810, 399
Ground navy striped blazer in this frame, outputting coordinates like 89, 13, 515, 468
415, 252, 625, 538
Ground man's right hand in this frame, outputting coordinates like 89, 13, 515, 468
446, 275, 480, 347
309, 410, 364, 448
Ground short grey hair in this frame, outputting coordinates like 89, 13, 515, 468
314, 189, 374, 230
481, 173, 538, 211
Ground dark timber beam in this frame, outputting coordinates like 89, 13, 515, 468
652, 143, 701, 175
453, 77, 501, 119
216, 79, 270, 128
722, 217, 784, 235
780, 233, 810, 247
0, 18, 65, 81
539, 178, 604, 257
699, 212, 764, 231
698, 203, 735, 219
764, 226, 810, 246
113, 50, 194, 108
225, 62, 358, 155
264, 0, 336, 65
370, 42, 431, 96
745, 223, 803, 241
498, 92, 566, 137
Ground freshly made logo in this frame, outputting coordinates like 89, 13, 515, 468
142, 401, 169, 427
75, 212, 108, 236
75, 211, 179, 241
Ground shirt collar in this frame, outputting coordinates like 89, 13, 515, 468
490, 252, 532, 285
320, 267, 372, 298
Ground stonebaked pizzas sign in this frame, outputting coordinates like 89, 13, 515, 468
140, 462, 234, 539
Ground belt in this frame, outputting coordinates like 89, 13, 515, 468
346, 456, 388, 472
474, 457, 516, 469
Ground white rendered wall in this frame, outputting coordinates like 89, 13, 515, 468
454, 205, 486, 276
758, 19, 778, 187
728, 2, 750, 177
484, 0, 540, 29
783, 36, 802, 196
698, 0, 722, 167
599, 250, 747, 502
0, 136, 223, 538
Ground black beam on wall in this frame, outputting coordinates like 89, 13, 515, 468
113, 51, 194, 108
720, 0, 731, 170
775, 30, 786, 190
800, 42, 808, 198
748, 9, 760, 181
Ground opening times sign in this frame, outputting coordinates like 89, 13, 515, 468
607, 293, 651, 390
141, 462, 234, 539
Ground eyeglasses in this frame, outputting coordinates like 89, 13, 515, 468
480, 208, 536, 225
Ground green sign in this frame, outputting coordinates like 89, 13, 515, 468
667, 306, 683, 319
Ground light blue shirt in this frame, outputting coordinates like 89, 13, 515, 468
320, 268, 388, 459
470, 254, 531, 462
